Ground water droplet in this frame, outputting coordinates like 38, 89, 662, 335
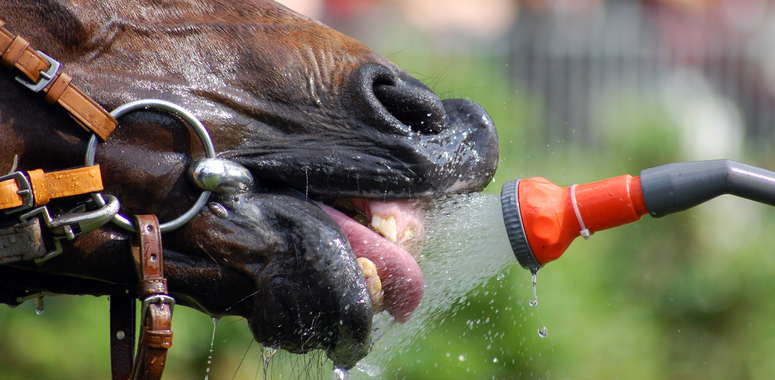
35, 297, 44, 315
354, 362, 382, 377
538, 325, 548, 338
204, 316, 218, 380
529, 270, 538, 307
116, 330, 125, 340
332, 367, 350, 380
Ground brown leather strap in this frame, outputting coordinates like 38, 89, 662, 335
0, 19, 117, 141
0, 165, 104, 210
130, 215, 173, 380
110, 291, 136, 380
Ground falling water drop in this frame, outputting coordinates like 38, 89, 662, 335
332, 366, 351, 380
35, 296, 44, 315
261, 346, 277, 379
528, 269, 538, 307
204, 317, 219, 380
538, 325, 548, 338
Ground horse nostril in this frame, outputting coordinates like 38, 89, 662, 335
354, 64, 447, 135
372, 76, 447, 135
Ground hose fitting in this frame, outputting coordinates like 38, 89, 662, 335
502, 175, 648, 270
502, 160, 775, 271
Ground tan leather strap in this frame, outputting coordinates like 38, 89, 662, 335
0, 177, 23, 209
0, 165, 104, 211
0, 19, 117, 141
130, 215, 173, 380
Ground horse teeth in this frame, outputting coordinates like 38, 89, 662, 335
371, 214, 398, 243
398, 226, 424, 259
371, 213, 424, 259
357, 257, 384, 310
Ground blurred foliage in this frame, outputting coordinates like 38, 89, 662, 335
4, 19, 775, 380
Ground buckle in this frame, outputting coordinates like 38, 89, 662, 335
141, 294, 175, 320
15, 50, 60, 93
19, 194, 120, 240
14, 195, 120, 265
0, 171, 33, 215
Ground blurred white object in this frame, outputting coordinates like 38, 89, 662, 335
276, 0, 323, 19
396, 0, 518, 39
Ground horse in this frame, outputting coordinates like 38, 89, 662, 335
0, 0, 499, 372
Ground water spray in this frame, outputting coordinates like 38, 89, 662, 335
501, 160, 775, 272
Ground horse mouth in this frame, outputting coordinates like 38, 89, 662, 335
319, 199, 425, 323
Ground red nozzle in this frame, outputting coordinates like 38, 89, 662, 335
510, 175, 648, 266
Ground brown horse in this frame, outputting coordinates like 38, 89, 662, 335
0, 0, 499, 370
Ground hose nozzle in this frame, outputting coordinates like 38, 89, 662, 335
502, 160, 775, 271
501, 175, 648, 270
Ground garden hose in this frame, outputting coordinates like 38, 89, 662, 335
501, 160, 775, 273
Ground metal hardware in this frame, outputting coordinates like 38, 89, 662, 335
140, 294, 175, 321
20, 194, 120, 240
0, 171, 34, 215
15, 50, 61, 92
16, 291, 58, 304
190, 158, 254, 194
16, 195, 120, 264
85, 99, 216, 233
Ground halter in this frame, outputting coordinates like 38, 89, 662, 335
0, 19, 251, 380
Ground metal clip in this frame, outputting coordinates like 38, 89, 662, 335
20, 194, 120, 240
18, 194, 120, 264
15, 50, 61, 93
0, 171, 34, 215
141, 294, 176, 321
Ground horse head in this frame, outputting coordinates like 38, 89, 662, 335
0, 0, 498, 369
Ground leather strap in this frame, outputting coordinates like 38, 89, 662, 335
0, 218, 46, 264
0, 19, 117, 141
0, 177, 23, 209
130, 215, 173, 380
0, 165, 104, 210
110, 291, 136, 380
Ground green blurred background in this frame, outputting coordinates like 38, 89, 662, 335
3, 0, 775, 379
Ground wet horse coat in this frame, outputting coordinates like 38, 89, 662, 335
0, 0, 498, 369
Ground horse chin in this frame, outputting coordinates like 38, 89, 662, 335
219, 189, 427, 368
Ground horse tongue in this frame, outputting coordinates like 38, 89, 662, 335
318, 204, 424, 323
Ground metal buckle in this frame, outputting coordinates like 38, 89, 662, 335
15, 50, 60, 93
0, 171, 34, 215
19, 194, 120, 240
17, 195, 120, 264
140, 294, 176, 320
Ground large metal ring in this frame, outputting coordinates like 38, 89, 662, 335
85, 99, 216, 233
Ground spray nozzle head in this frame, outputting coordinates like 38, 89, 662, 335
501, 175, 648, 271
500, 179, 542, 272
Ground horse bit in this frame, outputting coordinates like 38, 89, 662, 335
0, 19, 253, 380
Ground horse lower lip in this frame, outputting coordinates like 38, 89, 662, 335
317, 203, 424, 322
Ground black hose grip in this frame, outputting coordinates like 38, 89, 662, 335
501, 179, 541, 272
640, 160, 775, 218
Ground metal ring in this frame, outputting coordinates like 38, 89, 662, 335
85, 99, 216, 233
